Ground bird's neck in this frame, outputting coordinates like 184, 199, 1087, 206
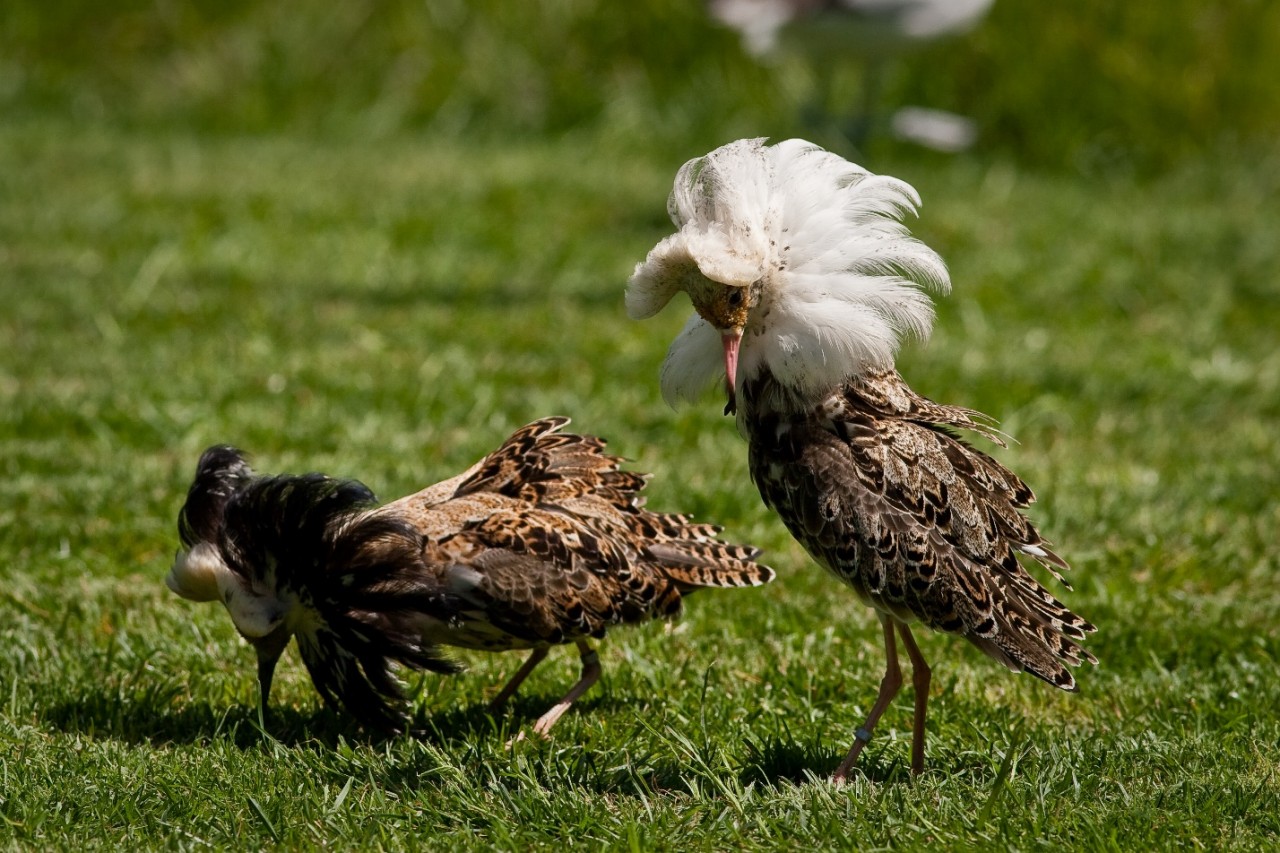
737, 369, 829, 433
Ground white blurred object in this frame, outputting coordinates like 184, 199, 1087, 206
891, 106, 978, 152
708, 0, 995, 150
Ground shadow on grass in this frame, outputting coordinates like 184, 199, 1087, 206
41, 687, 377, 750
40, 685, 920, 793
38, 683, 620, 754
737, 732, 913, 786
406, 691, 624, 748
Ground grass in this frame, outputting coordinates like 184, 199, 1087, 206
2, 112, 1278, 848
5, 1, 1280, 173
3, 2, 1279, 842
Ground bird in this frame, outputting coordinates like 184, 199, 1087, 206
165, 417, 774, 736
626, 137, 1095, 779
707, 0, 995, 150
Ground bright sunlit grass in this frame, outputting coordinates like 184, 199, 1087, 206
2, 112, 1277, 848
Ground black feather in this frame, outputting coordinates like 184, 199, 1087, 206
178, 445, 255, 547
212, 470, 460, 732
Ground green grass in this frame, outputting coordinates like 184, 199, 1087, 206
3, 3, 1279, 842
5, 1, 1279, 173
2, 113, 1278, 848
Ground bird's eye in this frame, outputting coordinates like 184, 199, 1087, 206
726, 289, 743, 308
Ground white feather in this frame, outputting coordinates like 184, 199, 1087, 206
167, 542, 288, 638
166, 542, 232, 603
628, 137, 950, 407
225, 589, 286, 639
659, 314, 726, 407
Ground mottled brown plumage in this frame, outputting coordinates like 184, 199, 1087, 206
374, 417, 774, 734
747, 370, 1095, 684
167, 418, 774, 735
628, 137, 1096, 778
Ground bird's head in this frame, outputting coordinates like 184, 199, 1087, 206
627, 137, 950, 414
167, 536, 294, 713
169, 447, 384, 716
167, 445, 261, 611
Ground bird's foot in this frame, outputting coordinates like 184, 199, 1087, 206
504, 725, 554, 750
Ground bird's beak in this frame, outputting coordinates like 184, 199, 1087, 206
252, 623, 292, 726
722, 329, 742, 416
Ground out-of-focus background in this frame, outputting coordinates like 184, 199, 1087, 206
4, 0, 1277, 172
3, 2, 1279, 848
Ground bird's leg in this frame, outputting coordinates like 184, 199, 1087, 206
530, 641, 601, 738
488, 646, 549, 713
832, 614, 902, 783
896, 621, 932, 776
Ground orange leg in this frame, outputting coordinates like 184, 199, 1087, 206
895, 621, 932, 776
531, 641, 601, 737
488, 646, 549, 713
832, 614, 902, 782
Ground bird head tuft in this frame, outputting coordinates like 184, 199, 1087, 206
629, 137, 951, 409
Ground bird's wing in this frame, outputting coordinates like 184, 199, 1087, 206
419, 498, 684, 647
385, 417, 774, 594
383, 417, 643, 513
846, 369, 1008, 446
750, 391, 1094, 689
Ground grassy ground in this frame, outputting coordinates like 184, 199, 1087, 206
3, 4, 1279, 846
2, 112, 1278, 848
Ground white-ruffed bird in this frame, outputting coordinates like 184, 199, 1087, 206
627, 138, 1095, 779
166, 417, 773, 736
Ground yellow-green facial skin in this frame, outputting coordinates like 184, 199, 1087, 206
686, 277, 755, 333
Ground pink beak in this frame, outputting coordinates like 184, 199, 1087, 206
722, 330, 742, 415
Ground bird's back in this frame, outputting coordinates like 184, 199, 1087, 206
745, 371, 1096, 690
376, 418, 773, 649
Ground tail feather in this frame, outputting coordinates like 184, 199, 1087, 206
646, 540, 775, 590
972, 599, 1098, 693
449, 418, 775, 592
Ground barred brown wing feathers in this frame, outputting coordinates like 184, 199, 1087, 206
423, 503, 679, 645
466, 548, 620, 643
643, 539, 773, 589
749, 394, 1093, 689
386, 418, 773, 654
456, 418, 618, 500
388, 418, 577, 511
850, 371, 1008, 447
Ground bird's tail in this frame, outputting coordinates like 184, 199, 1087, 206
968, 575, 1098, 692
641, 516, 775, 591
442, 417, 775, 592
972, 617, 1098, 693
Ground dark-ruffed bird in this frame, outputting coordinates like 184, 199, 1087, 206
166, 417, 774, 735
627, 138, 1095, 779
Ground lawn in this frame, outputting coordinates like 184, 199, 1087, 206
3, 2, 1279, 849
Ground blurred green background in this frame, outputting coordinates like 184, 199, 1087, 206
3, 2, 1280, 847
4, 0, 1277, 173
